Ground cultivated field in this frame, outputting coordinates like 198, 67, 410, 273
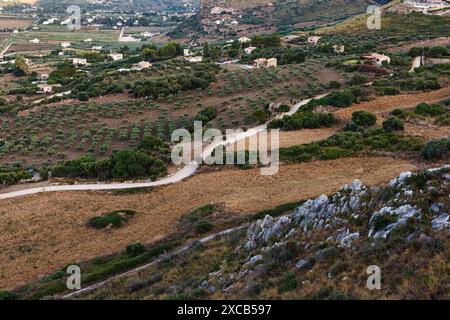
0, 60, 349, 168
0, 17, 33, 29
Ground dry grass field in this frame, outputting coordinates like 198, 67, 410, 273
334, 86, 450, 124
0, 156, 418, 289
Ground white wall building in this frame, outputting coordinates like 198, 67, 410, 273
108, 53, 123, 61
73, 58, 87, 66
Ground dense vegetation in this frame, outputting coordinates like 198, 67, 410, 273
268, 112, 334, 131
280, 129, 424, 163
49, 136, 170, 180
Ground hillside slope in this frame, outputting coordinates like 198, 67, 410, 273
73, 166, 450, 299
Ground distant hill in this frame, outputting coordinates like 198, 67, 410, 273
202, 0, 272, 10
317, 10, 450, 36
0, 0, 37, 6
198, 0, 395, 28
201, 0, 393, 21
35, 0, 197, 11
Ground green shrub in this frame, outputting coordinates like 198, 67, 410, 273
195, 221, 214, 233
328, 81, 341, 89
351, 111, 376, 127
319, 147, 353, 160
278, 271, 298, 293
421, 139, 450, 160
276, 104, 291, 112
252, 108, 271, 124
88, 210, 136, 229
415, 103, 445, 116
390, 108, 405, 118
179, 204, 215, 230
126, 243, 145, 257
268, 112, 334, 131
195, 106, 219, 123
0, 291, 17, 300
382, 87, 401, 95
383, 117, 404, 132
343, 121, 363, 132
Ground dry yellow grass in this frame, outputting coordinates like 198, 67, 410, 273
335, 87, 450, 124
243, 87, 450, 150
0, 157, 418, 289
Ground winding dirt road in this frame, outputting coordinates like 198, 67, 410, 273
0, 94, 327, 200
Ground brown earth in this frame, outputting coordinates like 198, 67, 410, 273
0, 156, 418, 289
404, 122, 450, 141
0, 18, 33, 29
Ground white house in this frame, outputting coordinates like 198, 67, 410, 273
108, 53, 123, 61
132, 61, 152, 70
29, 38, 40, 44
38, 73, 49, 81
245, 46, 257, 55
61, 42, 71, 48
362, 53, 391, 66
186, 56, 203, 63
307, 36, 321, 46
84, 38, 93, 43
239, 36, 251, 44
184, 49, 193, 57
333, 45, 345, 54
92, 46, 103, 51
37, 84, 53, 94
73, 58, 87, 66
255, 57, 277, 68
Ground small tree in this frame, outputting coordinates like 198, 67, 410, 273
383, 117, 404, 132
351, 111, 376, 127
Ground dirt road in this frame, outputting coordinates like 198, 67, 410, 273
0, 156, 417, 289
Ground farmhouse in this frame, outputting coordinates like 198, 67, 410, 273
109, 53, 123, 61
307, 36, 321, 45
72, 58, 87, 66
184, 49, 193, 57
38, 73, 49, 81
245, 47, 257, 55
36, 84, 53, 94
186, 56, 203, 63
132, 61, 152, 70
254, 57, 277, 68
283, 35, 300, 42
333, 45, 345, 54
29, 38, 40, 44
92, 46, 103, 51
61, 42, 71, 48
362, 53, 391, 66
239, 36, 251, 44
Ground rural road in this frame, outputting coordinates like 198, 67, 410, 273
0, 42, 12, 57
0, 94, 326, 200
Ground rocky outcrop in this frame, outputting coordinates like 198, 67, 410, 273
244, 166, 449, 252
205, 166, 449, 296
